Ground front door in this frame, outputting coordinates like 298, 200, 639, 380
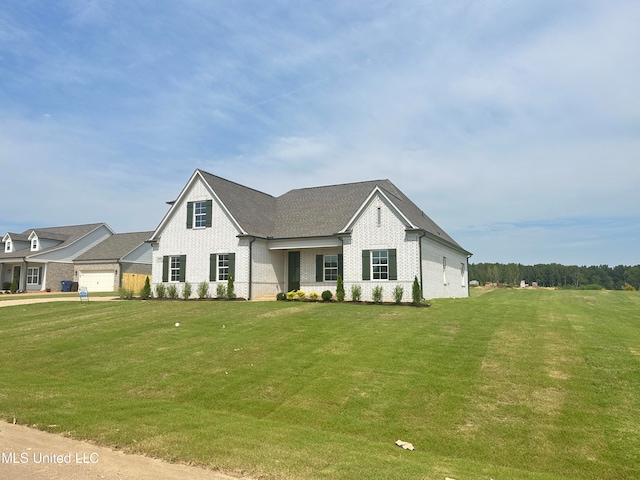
12, 266, 21, 290
287, 251, 300, 291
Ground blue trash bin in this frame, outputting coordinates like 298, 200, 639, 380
61, 280, 72, 292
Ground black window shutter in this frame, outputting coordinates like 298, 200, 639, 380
186, 202, 193, 229
338, 254, 343, 278
209, 254, 217, 281
162, 256, 169, 282
179, 255, 187, 282
205, 199, 213, 227
362, 250, 370, 280
39, 267, 43, 284
229, 253, 236, 279
316, 255, 324, 282
388, 249, 397, 280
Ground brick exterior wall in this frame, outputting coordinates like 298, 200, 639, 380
152, 177, 250, 299
45, 262, 75, 292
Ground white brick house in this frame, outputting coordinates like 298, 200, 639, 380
148, 169, 471, 301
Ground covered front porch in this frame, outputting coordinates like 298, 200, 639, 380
0, 261, 46, 292
267, 236, 344, 296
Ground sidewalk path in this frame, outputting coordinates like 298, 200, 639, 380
0, 295, 118, 308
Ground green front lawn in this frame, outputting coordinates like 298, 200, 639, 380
0, 290, 638, 479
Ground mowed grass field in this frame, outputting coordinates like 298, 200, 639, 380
0, 289, 638, 479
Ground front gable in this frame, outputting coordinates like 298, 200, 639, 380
150, 171, 246, 243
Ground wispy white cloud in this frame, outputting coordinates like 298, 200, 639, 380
1, 0, 639, 264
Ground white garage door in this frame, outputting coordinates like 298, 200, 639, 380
78, 271, 116, 292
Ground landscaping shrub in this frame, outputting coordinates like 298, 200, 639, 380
372, 285, 383, 304
336, 275, 345, 302
623, 283, 637, 291
182, 281, 192, 300
197, 281, 209, 299
351, 284, 361, 302
140, 276, 151, 299
2, 282, 11, 290
155, 284, 166, 299
167, 284, 178, 299
286, 291, 296, 300
309, 292, 319, 301
412, 276, 421, 305
276, 292, 287, 301
216, 284, 227, 299
227, 275, 235, 299
118, 287, 135, 300
296, 290, 306, 300
393, 285, 404, 304
10, 279, 18, 294
321, 290, 333, 302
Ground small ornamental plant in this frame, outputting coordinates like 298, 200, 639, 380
309, 292, 319, 301
140, 276, 152, 299
372, 285, 383, 304
155, 283, 166, 299
216, 284, 227, 299
182, 281, 192, 300
336, 275, 345, 302
276, 292, 287, 301
296, 290, 306, 300
351, 284, 362, 302
321, 290, 333, 302
227, 275, 235, 299
393, 285, 404, 304
10, 279, 19, 294
412, 276, 421, 305
286, 291, 296, 300
197, 281, 209, 299
167, 284, 178, 299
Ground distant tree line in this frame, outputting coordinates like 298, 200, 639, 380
469, 263, 640, 290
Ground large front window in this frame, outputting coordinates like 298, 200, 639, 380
218, 254, 230, 281
194, 201, 207, 228
27, 267, 40, 285
324, 255, 338, 281
170, 256, 182, 281
372, 250, 388, 280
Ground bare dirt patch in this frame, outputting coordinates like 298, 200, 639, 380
0, 421, 252, 480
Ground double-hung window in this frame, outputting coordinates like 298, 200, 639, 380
194, 201, 207, 228
324, 255, 338, 281
170, 256, 182, 281
4, 240, 11, 253
218, 254, 230, 281
27, 267, 40, 285
187, 200, 212, 229
372, 250, 389, 280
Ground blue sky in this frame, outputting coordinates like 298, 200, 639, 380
1, 1, 639, 266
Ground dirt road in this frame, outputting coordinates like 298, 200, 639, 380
0, 421, 251, 480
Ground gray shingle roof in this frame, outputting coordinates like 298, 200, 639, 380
196, 170, 467, 253
199, 171, 276, 238
0, 223, 107, 260
75, 231, 153, 261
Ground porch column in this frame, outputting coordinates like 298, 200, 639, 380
0, 262, 4, 288
22, 260, 28, 292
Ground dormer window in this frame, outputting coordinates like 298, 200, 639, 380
31, 238, 39, 251
4, 240, 11, 253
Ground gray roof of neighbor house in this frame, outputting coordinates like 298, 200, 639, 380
195, 170, 468, 254
75, 231, 153, 262
0, 223, 109, 260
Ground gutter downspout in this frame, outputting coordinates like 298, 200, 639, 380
248, 237, 256, 300
418, 231, 426, 300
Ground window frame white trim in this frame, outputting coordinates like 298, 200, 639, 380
371, 250, 389, 281
169, 256, 182, 282
193, 200, 207, 229
324, 254, 338, 282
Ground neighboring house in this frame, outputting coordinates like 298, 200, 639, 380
74, 231, 153, 292
148, 169, 472, 301
0, 223, 114, 292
